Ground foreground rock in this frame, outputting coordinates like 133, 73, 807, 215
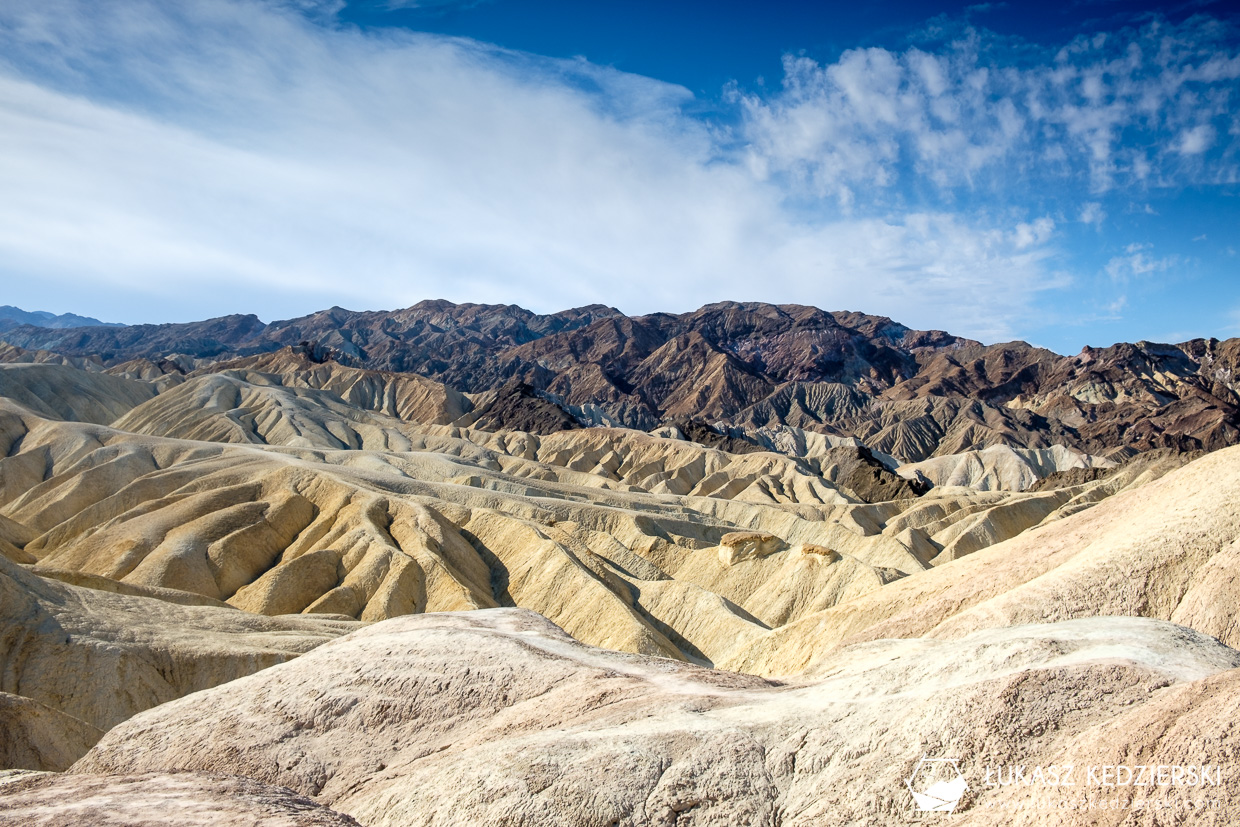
71, 609, 1240, 826
0, 772, 361, 827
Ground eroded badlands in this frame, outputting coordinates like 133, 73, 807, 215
2, 304, 1239, 825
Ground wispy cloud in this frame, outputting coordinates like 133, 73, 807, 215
1013, 217, 1055, 249
735, 16, 1240, 201
0, 0, 1232, 348
1104, 246, 1179, 282
1079, 201, 1106, 227
1177, 124, 1216, 155
379, 0, 493, 9
0, 0, 1076, 340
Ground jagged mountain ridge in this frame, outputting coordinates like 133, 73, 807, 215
3, 300, 1238, 461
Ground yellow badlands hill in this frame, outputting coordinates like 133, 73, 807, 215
1, 393, 1192, 669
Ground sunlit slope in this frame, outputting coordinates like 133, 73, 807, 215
725, 443, 1240, 676
0, 363, 155, 424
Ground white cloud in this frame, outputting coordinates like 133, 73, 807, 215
1177, 124, 1216, 155
1013, 217, 1055, 249
1105, 249, 1177, 282
735, 44, 1029, 202
274, 0, 345, 16
1078, 201, 1105, 227
1106, 295, 1127, 315
380, 0, 492, 10
0, 0, 1066, 341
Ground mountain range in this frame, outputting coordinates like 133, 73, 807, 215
2, 300, 1237, 463
0, 306, 116, 333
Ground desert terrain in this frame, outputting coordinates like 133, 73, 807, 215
1, 301, 1238, 825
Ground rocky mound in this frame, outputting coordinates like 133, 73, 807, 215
2, 380, 1195, 675
897, 444, 1113, 492
0, 694, 101, 772
458, 379, 581, 435
821, 445, 926, 500
0, 364, 155, 424
195, 346, 472, 425
5, 393, 1176, 670
70, 609, 1240, 826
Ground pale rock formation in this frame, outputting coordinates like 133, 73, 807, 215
70, 609, 1240, 827
195, 347, 472, 425
752, 423, 898, 464
0, 772, 362, 826
647, 424, 684, 440
31, 569, 234, 609
0, 539, 30, 565
897, 443, 1114, 491
111, 373, 420, 450
725, 443, 1240, 677
0, 512, 35, 563
0, 364, 155, 424
228, 548, 346, 615
0, 393, 1194, 669
716, 531, 788, 565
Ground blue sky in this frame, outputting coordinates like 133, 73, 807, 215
0, 0, 1237, 353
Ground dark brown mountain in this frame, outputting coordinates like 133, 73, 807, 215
3, 300, 1237, 461
460, 380, 582, 435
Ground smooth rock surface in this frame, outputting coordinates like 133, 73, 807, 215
72, 609, 1240, 826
